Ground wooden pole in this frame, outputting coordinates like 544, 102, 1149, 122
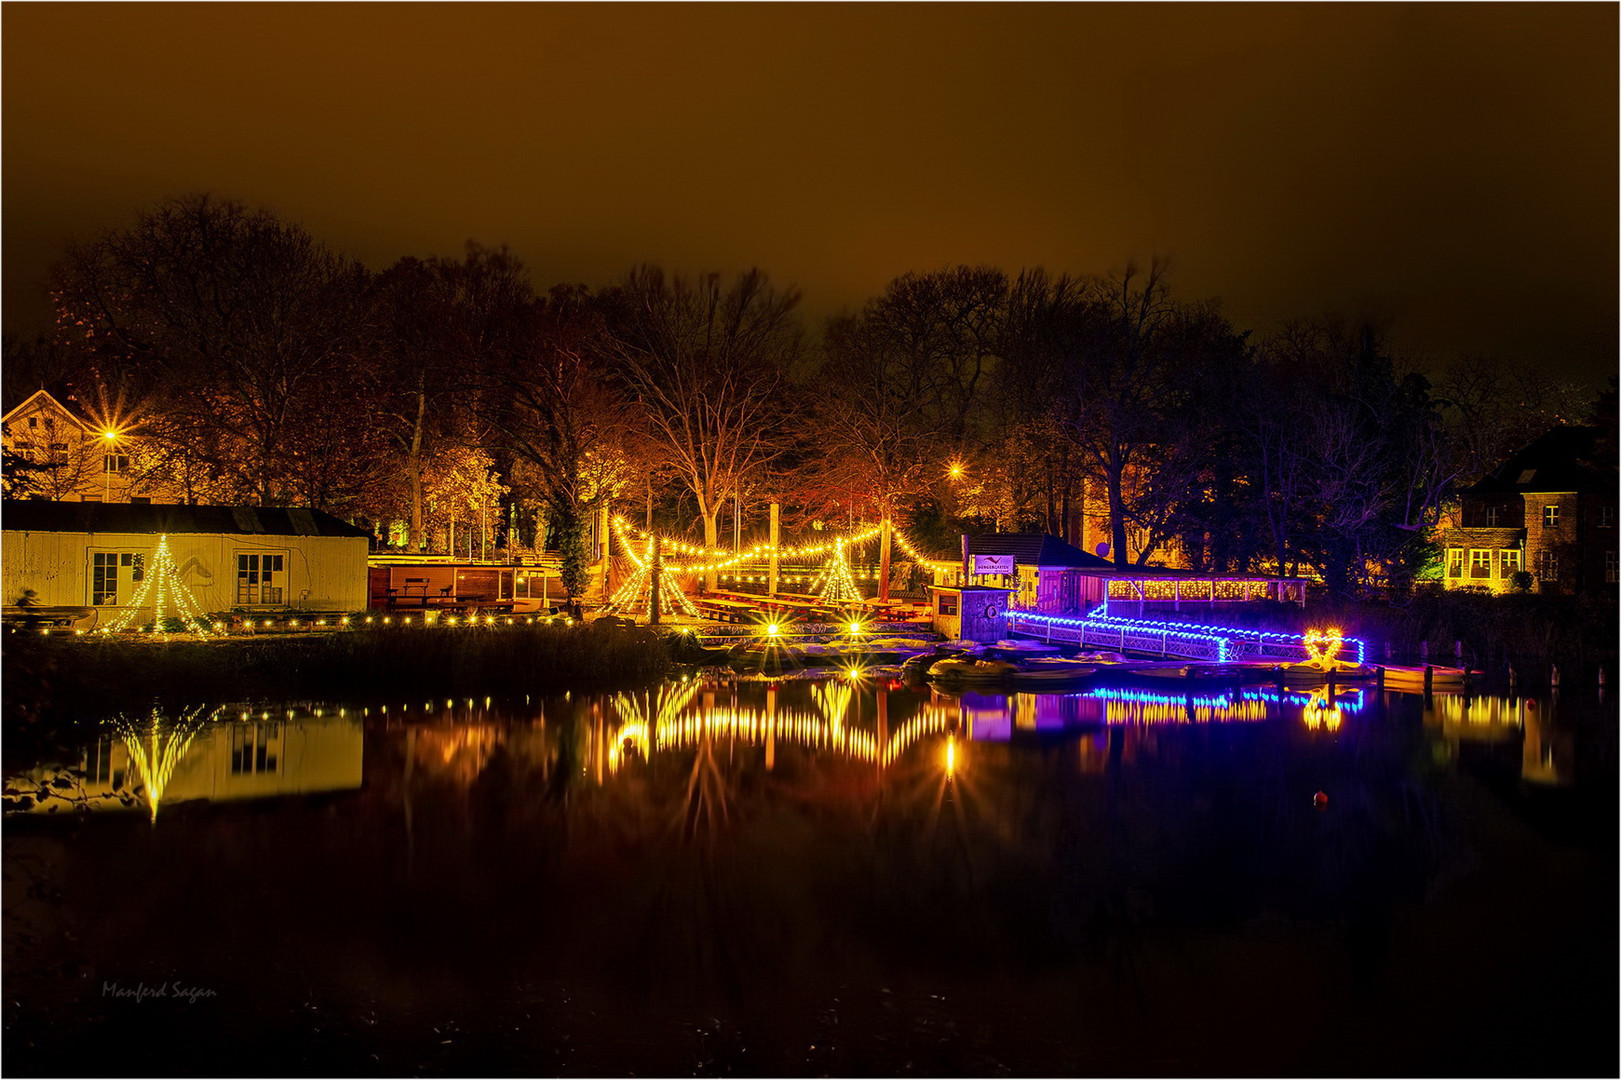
769, 501, 780, 598
879, 516, 892, 603
599, 502, 611, 602
649, 535, 662, 626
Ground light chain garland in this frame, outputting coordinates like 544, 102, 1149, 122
100, 534, 215, 636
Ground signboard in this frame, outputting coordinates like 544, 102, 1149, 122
972, 554, 1015, 575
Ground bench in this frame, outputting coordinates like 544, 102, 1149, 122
2, 605, 96, 630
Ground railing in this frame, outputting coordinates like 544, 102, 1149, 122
1006, 611, 1365, 665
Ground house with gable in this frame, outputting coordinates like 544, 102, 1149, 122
1, 389, 167, 503
1439, 425, 1617, 595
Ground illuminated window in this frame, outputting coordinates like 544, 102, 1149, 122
91, 551, 143, 605
1538, 550, 1559, 582
237, 551, 286, 605
1499, 549, 1520, 574
938, 593, 958, 616
1446, 549, 1463, 578
1484, 505, 1501, 527
1469, 550, 1491, 578
92, 553, 118, 604
1542, 504, 1560, 528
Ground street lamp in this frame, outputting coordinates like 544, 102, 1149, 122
101, 429, 119, 501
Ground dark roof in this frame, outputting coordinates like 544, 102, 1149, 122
1464, 426, 1611, 496
0, 501, 371, 538
966, 532, 1115, 568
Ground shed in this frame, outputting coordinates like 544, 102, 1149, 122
933, 533, 1114, 614
929, 585, 1013, 642
1, 501, 370, 624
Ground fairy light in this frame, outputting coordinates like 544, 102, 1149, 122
100, 534, 215, 636
810, 538, 862, 604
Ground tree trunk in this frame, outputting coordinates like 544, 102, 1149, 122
1106, 449, 1130, 568
408, 388, 427, 553
702, 508, 720, 591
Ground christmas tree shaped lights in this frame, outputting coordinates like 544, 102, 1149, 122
100, 534, 217, 636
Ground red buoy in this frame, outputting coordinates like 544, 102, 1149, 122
1313, 791, 1328, 811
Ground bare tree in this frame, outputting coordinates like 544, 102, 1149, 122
600, 267, 799, 588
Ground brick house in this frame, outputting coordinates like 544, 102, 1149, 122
1440, 426, 1617, 595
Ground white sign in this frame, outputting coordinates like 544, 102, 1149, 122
973, 554, 1015, 575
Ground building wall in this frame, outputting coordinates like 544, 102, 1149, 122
1, 529, 368, 615
1, 395, 172, 503
1522, 492, 1580, 592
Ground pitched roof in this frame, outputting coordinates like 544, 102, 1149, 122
966, 532, 1115, 568
1464, 426, 1610, 496
1, 390, 93, 432
0, 500, 371, 538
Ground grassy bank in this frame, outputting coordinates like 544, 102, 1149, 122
1127, 591, 1618, 685
3, 621, 673, 761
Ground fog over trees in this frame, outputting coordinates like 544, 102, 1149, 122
5, 195, 1608, 601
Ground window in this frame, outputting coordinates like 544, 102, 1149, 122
103, 453, 129, 474
1600, 506, 1615, 529
236, 552, 286, 605
229, 722, 281, 776
27, 416, 36, 428
1608, 551, 1617, 585
1469, 550, 1492, 579
1446, 549, 1463, 578
92, 552, 118, 605
1500, 549, 1521, 575
1484, 505, 1501, 527
1538, 550, 1559, 582
1542, 504, 1560, 528
91, 551, 144, 605
938, 593, 958, 616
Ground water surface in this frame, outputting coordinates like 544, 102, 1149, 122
5, 677, 1615, 1076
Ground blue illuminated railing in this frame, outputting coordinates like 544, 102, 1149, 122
1006, 609, 1367, 666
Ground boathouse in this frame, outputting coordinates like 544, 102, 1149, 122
1, 500, 369, 627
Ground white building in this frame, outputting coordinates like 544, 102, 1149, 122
2, 501, 369, 624
1, 389, 168, 503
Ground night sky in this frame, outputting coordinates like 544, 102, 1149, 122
4, 4, 1615, 382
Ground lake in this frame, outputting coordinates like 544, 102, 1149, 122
5, 675, 1616, 1076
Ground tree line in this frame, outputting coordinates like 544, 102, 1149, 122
3, 194, 1605, 600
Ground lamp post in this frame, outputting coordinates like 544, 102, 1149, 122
101, 429, 119, 501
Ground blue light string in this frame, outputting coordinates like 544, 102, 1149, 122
1008, 607, 1367, 666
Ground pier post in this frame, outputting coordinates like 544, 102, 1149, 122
1423, 664, 1434, 698
1550, 665, 1560, 689
1375, 666, 1386, 691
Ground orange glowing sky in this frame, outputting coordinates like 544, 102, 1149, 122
4, 4, 1616, 380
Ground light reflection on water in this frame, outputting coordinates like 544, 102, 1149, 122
3, 678, 1614, 1077
2, 680, 1600, 817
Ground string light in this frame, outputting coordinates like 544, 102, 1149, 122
1007, 609, 1366, 666
810, 538, 862, 604
99, 534, 216, 636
